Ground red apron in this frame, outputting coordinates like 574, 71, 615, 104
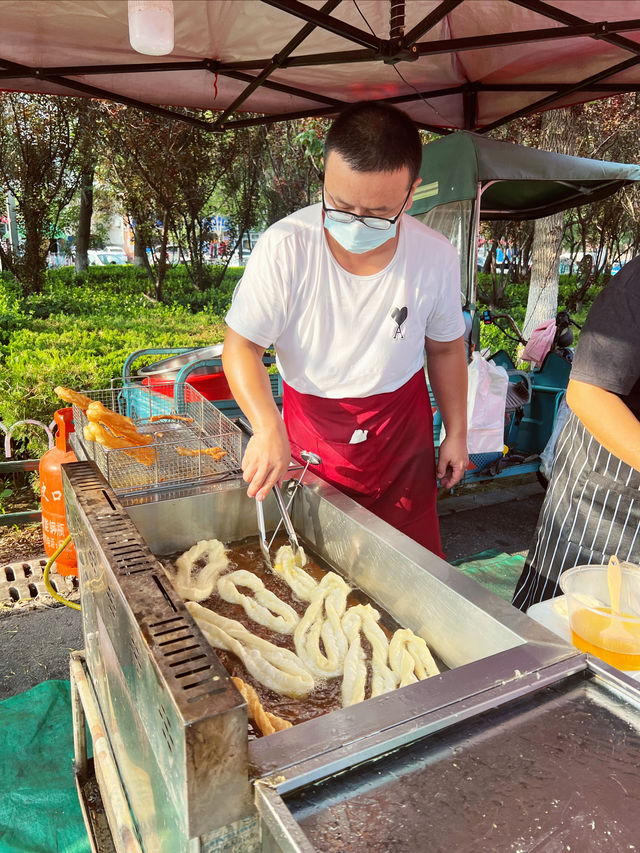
282, 370, 443, 557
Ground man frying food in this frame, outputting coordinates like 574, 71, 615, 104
223, 101, 468, 556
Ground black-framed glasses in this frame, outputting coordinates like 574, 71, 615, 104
322, 184, 412, 231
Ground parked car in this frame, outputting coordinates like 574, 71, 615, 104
101, 247, 128, 264
87, 249, 128, 265
148, 245, 190, 264
558, 251, 628, 277
87, 249, 106, 266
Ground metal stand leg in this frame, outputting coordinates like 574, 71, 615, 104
70, 651, 143, 853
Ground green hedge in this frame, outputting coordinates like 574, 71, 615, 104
0, 264, 600, 457
0, 266, 241, 457
476, 273, 595, 362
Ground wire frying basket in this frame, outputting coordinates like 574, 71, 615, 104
72, 380, 242, 494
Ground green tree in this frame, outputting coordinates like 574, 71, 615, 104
172, 122, 237, 291
100, 104, 183, 299
101, 103, 241, 295
261, 118, 326, 226
522, 107, 580, 338
217, 126, 269, 268
0, 93, 82, 293
73, 102, 104, 272
569, 94, 640, 278
488, 96, 640, 323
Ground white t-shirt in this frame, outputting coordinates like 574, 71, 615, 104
225, 203, 464, 398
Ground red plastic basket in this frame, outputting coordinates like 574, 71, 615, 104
142, 371, 233, 402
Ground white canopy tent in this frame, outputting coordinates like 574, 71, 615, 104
2, 0, 640, 132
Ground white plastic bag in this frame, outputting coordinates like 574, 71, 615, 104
441, 352, 508, 454
466, 352, 509, 453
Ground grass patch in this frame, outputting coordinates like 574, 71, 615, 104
0, 266, 239, 457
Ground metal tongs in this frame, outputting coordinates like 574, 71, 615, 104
256, 450, 321, 571
256, 485, 302, 569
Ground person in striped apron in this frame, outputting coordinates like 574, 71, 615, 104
512, 257, 640, 611
223, 101, 468, 556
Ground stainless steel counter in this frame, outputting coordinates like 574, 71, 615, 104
257, 661, 640, 852
62, 459, 624, 853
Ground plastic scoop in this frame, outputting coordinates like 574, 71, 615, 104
601, 555, 629, 646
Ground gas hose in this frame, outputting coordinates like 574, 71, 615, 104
43, 534, 81, 611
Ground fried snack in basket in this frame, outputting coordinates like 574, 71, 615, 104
231, 676, 292, 736
83, 422, 156, 466
176, 445, 227, 461
54, 386, 93, 411
85, 400, 155, 452
86, 400, 135, 431
148, 414, 195, 424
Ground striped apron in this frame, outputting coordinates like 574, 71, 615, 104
512, 409, 640, 611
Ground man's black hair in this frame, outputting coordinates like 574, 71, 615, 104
324, 101, 422, 185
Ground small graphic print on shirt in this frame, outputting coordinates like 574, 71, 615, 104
391, 306, 408, 339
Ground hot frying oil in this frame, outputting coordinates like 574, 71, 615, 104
570, 606, 640, 670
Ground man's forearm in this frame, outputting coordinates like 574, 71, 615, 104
222, 328, 281, 431
222, 327, 291, 499
566, 378, 640, 471
425, 336, 468, 438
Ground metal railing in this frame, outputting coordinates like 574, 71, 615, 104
0, 418, 54, 526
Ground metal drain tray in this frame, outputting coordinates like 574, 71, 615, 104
71, 381, 242, 495
0, 557, 78, 607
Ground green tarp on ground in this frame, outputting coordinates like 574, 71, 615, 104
0, 679, 90, 853
452, 548, 525, 602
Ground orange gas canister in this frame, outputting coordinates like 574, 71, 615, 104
40, 407, 78, 577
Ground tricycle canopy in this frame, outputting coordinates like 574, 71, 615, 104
409, 131, 640, 314
410, 131, 640, 220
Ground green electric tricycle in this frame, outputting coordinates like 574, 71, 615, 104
408, 131, 640, 485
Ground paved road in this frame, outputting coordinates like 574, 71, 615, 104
439, 480, 544, 562
0, 480, 545, 701
1, 604, 82, 699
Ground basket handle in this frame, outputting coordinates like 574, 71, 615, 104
122, 348, 192, 382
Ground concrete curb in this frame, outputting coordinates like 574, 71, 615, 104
437, 481, 544, 516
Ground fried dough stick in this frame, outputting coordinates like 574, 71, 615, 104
231, 676, 292, 736
148, 414, 195, 424
83, 422, 156, 466
176, 445, 227, 460
54, 386, 93, 411
86, 400, 135, 431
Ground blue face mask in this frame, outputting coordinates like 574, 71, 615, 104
323, 215, 398, 254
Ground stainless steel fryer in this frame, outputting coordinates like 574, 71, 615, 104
63, 459, 614, 853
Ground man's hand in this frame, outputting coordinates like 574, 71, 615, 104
222, 328, 292, 500
241, 419, 291, 501
425, 334, 468, 489
437, 434, 468, 489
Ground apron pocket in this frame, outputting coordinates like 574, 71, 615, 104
589, 469, 640, 502
317, 437, 387, 497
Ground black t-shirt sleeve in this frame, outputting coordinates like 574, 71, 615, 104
571, 260, 640, 398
